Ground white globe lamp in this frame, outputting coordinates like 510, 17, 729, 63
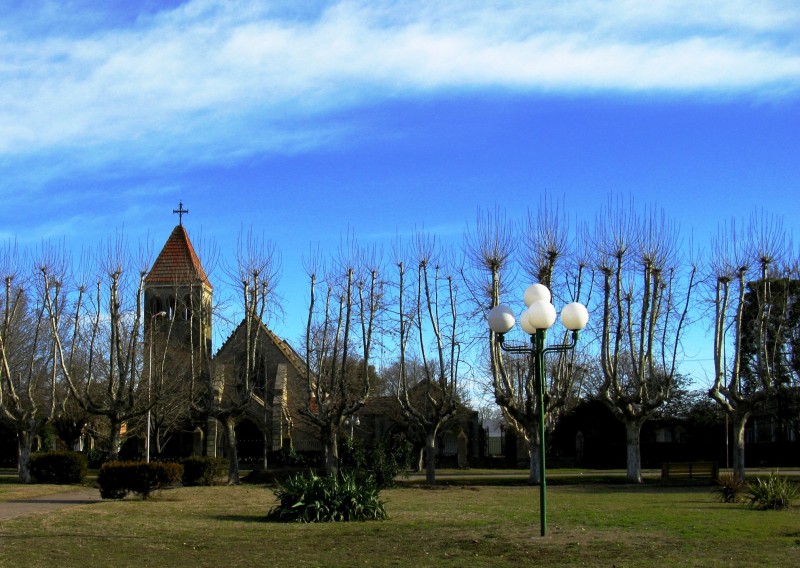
488, 304, 515, 334
560, 302, 589, 331
527, 300, 557, 330
524, 283, 551, 306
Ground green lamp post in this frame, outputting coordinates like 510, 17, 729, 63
488, 283, 589, 537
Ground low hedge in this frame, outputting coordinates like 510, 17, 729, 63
181, 456, 229, 486
28, 451, 88, 484
98, 461, 183, 500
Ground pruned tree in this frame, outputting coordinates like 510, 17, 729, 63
595, 201, 696, 483
302, 240, 381, 476
0, 242, 65, 482
202, 230, 281, 484
708, 212, 794, 481
522, 205, 594, 439
393, 232, 463, 485
466, 204, 589, 484
44, 236, 159, 460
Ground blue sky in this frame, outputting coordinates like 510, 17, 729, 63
2, 0, 800, 388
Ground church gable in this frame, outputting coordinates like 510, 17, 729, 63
215, 319, 318, 450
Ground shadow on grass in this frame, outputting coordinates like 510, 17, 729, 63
213, 514, 268, 524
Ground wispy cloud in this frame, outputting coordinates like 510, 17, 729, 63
1, 0, 798, 178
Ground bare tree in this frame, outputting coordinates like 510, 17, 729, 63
595, 201, 696, 483
708, 212, 793, 481
44, 236, 158, 460
0, 242, 65, 481
466, 205, 588, 483
302, 240, 381, 476
393, 233, 462, 485
202, 231, 281, 484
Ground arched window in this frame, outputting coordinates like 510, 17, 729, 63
183, 295, 192, 320
167, 297, 176, 320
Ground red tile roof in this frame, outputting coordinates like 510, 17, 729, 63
145, 225, 212, 288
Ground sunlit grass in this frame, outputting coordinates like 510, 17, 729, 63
1, 481, 798, 567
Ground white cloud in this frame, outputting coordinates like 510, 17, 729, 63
0, 0, 798, 170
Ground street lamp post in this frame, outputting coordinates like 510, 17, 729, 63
146, 311, 167, 463
487, 283, 588, 537
346, 416, 360, 439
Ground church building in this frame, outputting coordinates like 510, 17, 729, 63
143, 211, 319, 461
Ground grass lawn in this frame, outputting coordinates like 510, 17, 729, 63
1, 476, 798, 567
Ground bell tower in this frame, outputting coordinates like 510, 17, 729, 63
144, 203, 213, 362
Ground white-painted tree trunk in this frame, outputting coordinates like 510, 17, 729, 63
625, 419, 643, 484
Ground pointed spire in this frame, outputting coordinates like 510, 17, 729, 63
146, 225, 212, 288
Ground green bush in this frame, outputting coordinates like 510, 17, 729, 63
83, 449, 107, 469
98, 461, 183, 500
28, 451, 88, 484
266, 470, 388, 523
747, 473, 799, 511
181, 456, 229, 486
713, 473, 747, 503
340, 434, 413, 489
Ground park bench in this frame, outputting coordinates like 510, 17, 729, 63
661, 461, 719, 481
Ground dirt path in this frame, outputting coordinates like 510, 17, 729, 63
0, 488, 102, 521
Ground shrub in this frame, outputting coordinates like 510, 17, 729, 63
98, 461, 183, 500
84, 449, 107, 469
266, 470, 387, 523
28, 451, 88, 484
747, 473, 799, 511
272, 446, 316, 467
713, 473, 747, 503
340, 434, 413, 489
181, 456, 229, 486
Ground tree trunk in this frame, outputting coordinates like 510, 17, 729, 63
17, 430, 34, 483
425, 431, 437, 485
416, 446, 424, 472
625, 419, 643, 484
732, 411, 749, 482
268, 431, 272, 471
225, 417, 241, 485
323, 426, 339, 477
528, 431, 541, 485
108, 419, 122, 461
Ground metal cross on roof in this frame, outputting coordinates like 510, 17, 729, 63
173, 201, 189, 225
